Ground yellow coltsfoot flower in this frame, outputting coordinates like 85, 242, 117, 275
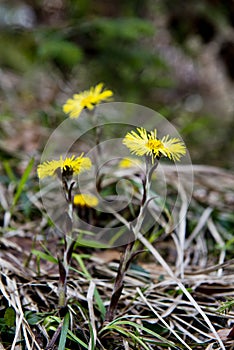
37, 154, 92, 179
63, 82, 113, 119
123, 127, 186, 162
73, 193, 99, 208
118, 157, 142, 169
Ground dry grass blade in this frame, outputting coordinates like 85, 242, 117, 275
207, 218, 226, 276
87, 280, 97, 350
173, 182, 188, 278
0, 273, 42, 350
172, 314, 213, 341
137, 232, 226, 350
0, 183, 8, 210
123, 339, 130, 349
137, 287, 193, 350
185, 207, 213, 249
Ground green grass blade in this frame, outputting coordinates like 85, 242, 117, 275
94, 288, 106, 320
12, 157, 34, 207
31, 249, 58, 264
76, 238, 109, 248
101, 318, 177, 348
67, 329, 89, 348
108, 325, 150, 350
3, 160, 17, 182
114, 320, 176, 347
58, 312, 70, 350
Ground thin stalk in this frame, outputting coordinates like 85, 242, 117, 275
105, 240, 134, 322
88, 108, 104, 192
105, 157, 159, 322
58, 180, 75, 308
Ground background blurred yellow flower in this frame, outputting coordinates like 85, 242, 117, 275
118, 157, 142, 168
123, 127, 186, 162
37, 154, 92, 179
63, 82, 113, 119
73, 193, 99, 207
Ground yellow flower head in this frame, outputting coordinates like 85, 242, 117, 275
118, 157, 142, 169
63, 82, 113, 119
73, 193, 99, 207
37, 154, 92, 179
122, 127, 186, 162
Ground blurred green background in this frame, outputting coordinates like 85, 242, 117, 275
0, 0, 234, 168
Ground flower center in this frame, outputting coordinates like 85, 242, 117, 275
146, 139, 163, 150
